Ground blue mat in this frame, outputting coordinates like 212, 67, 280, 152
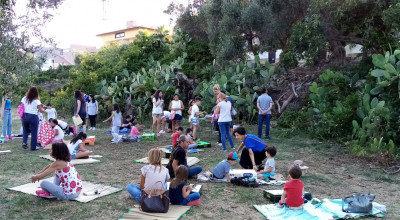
104, 130, 129, 134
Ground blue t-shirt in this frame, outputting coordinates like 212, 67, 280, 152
227, 96, 234, 108
244, 134, 266, 152
257, 94, 273, 114
169, 182, 186, 205
2, 96, 12, 109
212, 160, 231, 179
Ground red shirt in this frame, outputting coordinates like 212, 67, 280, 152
283, 179, 304, 207
172, 132, 180, 146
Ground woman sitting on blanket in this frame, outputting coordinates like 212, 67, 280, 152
126, 148, 170, 202
67, 132, 92, 159
31, 143, 83, 200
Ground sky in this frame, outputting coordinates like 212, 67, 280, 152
33, 0, 187, 48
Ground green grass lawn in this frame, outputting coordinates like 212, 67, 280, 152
1, 112, 399, 219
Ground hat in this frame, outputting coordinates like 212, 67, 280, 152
228, 152, 238, 160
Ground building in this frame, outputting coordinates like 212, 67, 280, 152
96, 21, 157, 46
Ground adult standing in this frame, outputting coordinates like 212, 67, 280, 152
73, 90, 87, 133
166, 135, 202, 178
169, 94, 184, 133
234, 126, 267, 171
221, 90, 235, 135
21, 87, 45, 150
215, 93, 235, 151
152, 90, 163, 135
81, 90, 90, 128
257, 87, 273, 139
1, 92, 12, 141
87, 94, 98, 131
212, 84, 222, 146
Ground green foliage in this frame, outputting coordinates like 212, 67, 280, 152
32, 65, 72, 84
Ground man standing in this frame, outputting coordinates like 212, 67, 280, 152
257, 88, 273, 139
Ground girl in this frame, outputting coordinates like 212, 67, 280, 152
1, 92, 12, 141
212, 84, 222, 146
74, 90, 87, 133
21, 87, 46, 151
129, 121, 142, 142
103, 104, 122, 144
169, 165, 201, 206
215, 93, 235, 151
126, 148, 170, 202
152, 90, 163, 135
87, 94, 98, 131
169, 94, 184, 134
67, 132, 92, 159
187, 99, 194, 130
49, 119, 64, 143
31, 143, 82, 200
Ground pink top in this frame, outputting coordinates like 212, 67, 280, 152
130, 126, 139, 136
55, 162, 82, 195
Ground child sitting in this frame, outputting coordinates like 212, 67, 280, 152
67, 132, 92, 159
49, 119, 64, 143
186, 128, 199, 149
257, 146, 277, 180
126, 148, 170, 202
172, 127, 184, 146
212, 152, 238, 182
169, 165, 200, 206
31, 143, 82, 200
278, 165, 304, 208
128, 121, 142, 142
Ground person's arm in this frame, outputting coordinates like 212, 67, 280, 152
153, 98, 160, 107
96, 101, 99, 114
168, 102, 173, 111
38, 105, 45, 113
260, 166, 273, 174
139, 175, 146, 189
182, 184, 193, 198
265, 102, 273, 114
215, 105, 220, 114
54, 128, 59, 136
55, 109, 57, 119
75, 100, 81, 116
31, 161, 65, 182
225, 172, 231, 182
121, 116, 123, 125
278, 190, 287, 208
236, 142, 245, 153
1, 97, 5, 120
180, 101, 184, 111
103, 112, 113, 122
248, 148, 257, 171
257, 102, 265, 114
172, 159, 179, 173
188, 107, 192, 115
36, 164, 51, 175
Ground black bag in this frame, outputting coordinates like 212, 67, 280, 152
342, 193, 375, 213
140, 182, 170, 213
230, 177, 259, 188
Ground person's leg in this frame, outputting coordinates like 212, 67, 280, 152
152, 115, 157, 133
214, 120, 221, 143
181, 192, 200, 205
258, 114, 264, 138
126, 184, 142, 202
22, 116, 30, 145
218, 122, 227, 150
81, 116, 86, 133
226, 121, 235, 149
111, 126, 119, 142
6, 110, 12, 137
88, 115, 94, 128
75, 151, 92, 159
239, 148, 252, 169
254, 148, 267, 166
188, 143, 198, 149
193, 124, 198, 139
29, 115, 39, 151
188, 166, 202, 178
171, 121, 176, 133
40, 180, 69, 200
2, 110, 7, 137
265, 114, 271, 139
93, 115, 97, 128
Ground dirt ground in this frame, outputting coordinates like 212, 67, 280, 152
1, 117, 399, 219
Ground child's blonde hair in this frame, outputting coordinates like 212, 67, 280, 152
218, 92, 227, 101
148, 148, 163, 173
213, 84, 220, 91
170, 165, 188, 189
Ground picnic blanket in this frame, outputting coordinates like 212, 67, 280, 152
6, 177, 122, 203
197, 171, 286, 185
254, 199, 386, 219
134, 157, 200, 167
119, 205, 191, 220
40, 155, 101, 165
38, 121, 54, 146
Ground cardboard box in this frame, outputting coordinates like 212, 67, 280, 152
230, 169, 257, 178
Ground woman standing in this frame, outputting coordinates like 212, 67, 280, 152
21, 87, 45, 150
215, 93, 235, 152
152, 90, 163, 135
212, 84, 222, 146
87, 94, 98, 131
1, 92, 12, 141
169, 94, 184, 133
74, 90, 87, 134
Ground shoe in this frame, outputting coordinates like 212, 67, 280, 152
36, 145, 44, 150
36, 190, 51, 197
8, 135, 12, 140
216, 142, 220, 144
218, 143, 222, 146
157, 133, 161, 137
265, 137, 270, 140
92, 127, 96, 131
268, 176, 276, 181
159, 130, 165, 134
4, 136, 8, 141
220, 149, 227, 152
22, 144, 28, 149
187, 199, 201, 206
231, 147, 235, 150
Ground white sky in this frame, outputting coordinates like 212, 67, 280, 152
36, 0, 187, 48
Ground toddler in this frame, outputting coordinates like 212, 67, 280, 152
278, 165, 304, 208
257, 146, 277, 180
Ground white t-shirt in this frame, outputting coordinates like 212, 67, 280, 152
53, 126, 64, 140
21, 97, 41, 115
141, 165, 170, 190
57, 120, 68, 130
170, 100, 182, 115
264, 158, 276, 173
217, 101, 232, 122
152, 97, 163, 114
45, 108, 57, 120
163, 111, 171, 119
87, 101, 98, 115
68, 139, 83, 155
191, 104, 199, 119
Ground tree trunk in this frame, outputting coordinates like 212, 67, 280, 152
322, 14, 346, 64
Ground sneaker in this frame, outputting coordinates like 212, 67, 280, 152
4, 136, 8, 141
159, 130, 165, 134
22, 144, 28, 149
157, 133, 161, 137
220, 149, 227, 152
231, 147, 235, 150
8, 135, 12, 140
218, 143, 222, 146
92, 127, 96, 131
36, 144, 44, 150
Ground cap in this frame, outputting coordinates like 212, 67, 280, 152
228, 152, 238, 160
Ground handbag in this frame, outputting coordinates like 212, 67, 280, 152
140, 181, 170, 213
18, 103, 25, 118
72, 115, 83, 126
342, 193, 375, 213
169, 112, 176, 120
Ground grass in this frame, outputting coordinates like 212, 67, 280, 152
1, 111, 400, 219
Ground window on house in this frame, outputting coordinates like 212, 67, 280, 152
115, 32, 125, 38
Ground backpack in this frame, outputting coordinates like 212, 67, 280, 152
231, 177, 259, 188
18, 103, 25, 118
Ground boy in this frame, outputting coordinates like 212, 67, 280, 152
257, 146, 277, 180
45, 103, 57, 120
172, 127, 184, 146
257, 87, 273, 139
212, 152, 238, 182
191, 97, 206, 141
278, 165, 304, 208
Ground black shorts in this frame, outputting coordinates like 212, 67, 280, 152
174, 114, 182, 121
